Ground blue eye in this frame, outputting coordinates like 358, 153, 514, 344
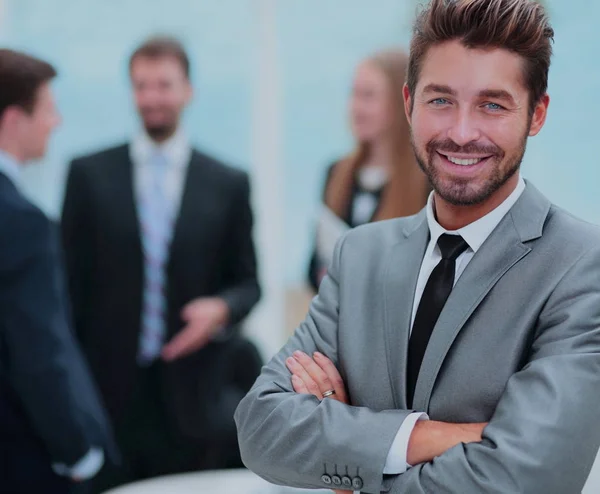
430, 98, 449, 105
485, 102, 504, 111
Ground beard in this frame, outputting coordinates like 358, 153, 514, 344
412, 133, 527, 206
140, 107, 180, 142
144, 123, 178, 142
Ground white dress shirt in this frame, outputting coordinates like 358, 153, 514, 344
383, 176, 526, 475
0, 149, 104, 481
129, 128, 192, 213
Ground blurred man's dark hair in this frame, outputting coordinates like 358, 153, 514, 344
129, 36, 190, 79
0, 49, 57, 117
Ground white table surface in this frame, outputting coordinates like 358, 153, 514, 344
103, 455, 600, 494
103, 468, 333, 494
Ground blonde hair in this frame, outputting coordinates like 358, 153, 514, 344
325, 49, 430, 222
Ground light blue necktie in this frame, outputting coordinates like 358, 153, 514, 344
137, 151, 175, 365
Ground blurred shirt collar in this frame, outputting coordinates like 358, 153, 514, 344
0, 149, 22, 188
130, 127, 191, 168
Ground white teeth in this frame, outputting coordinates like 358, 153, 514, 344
446, 156, 484, 166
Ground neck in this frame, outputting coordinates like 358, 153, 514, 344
433, 174, 519, 230
0, 137, 25, 163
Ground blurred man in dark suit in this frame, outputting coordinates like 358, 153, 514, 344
61, 36, 262, 492
0, 49, 117, 494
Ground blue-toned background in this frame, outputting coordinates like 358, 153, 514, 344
2, 0, 600, 487
1, 0, 598, 287
0, 0, 255, 217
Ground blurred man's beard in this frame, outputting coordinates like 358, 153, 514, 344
144, 122, 178, 142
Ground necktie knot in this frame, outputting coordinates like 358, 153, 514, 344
437, 233, 468, 261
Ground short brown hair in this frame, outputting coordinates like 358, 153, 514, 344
129, 36, 190, 78
407, 0, 554, 114
0, 49, 57, 117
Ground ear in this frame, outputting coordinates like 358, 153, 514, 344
0, 106, 22, 132
402, 83, 412, 126
528, 93, 549, 137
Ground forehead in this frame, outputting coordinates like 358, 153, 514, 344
417, 40, 527, 100
130, 55, 187, 79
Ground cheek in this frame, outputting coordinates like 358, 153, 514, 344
481, 118, 525, 151
161, 91, 187, 110
411, 111, 439, 145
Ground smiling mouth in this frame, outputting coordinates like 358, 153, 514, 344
437, 152, 493, 166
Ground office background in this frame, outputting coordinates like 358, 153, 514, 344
1, 0, 600, 490
1, 0, 599, 386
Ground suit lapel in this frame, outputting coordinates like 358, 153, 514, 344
116, 145, 143, 260
383, 212, 429, 408
168, 151, 208, 268
411, 182, 551, 411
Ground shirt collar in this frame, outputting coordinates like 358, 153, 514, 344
425, 175, 526, 253
130, 127, 191, 168
0, 149, 22, 188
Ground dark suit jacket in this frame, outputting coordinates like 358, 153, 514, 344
61, 144, 261, 442
0, 173, 116, 492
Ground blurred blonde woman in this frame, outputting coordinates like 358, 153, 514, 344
308, 48, 431, 291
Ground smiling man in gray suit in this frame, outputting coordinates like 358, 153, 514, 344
235, 1, 600, 493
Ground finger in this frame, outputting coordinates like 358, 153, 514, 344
162, 324, 209, 361
293, 351, 335, 397
286, 357, 321, 398
291, 375, 310, 394
313, 352, 348, 403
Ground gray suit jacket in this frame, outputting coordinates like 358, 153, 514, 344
235, 183, 600, 493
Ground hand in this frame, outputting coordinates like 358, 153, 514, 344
407, 420, 488, 465
286, 351, 349, 405
287, 352, 350, 494
161, 297, 229, 362
317, 267, 328, 286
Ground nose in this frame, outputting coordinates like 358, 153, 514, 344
447, 107, 481, 146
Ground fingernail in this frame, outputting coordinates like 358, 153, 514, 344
293, 351, 304, 359
314, 352, 324, 359
286, 357, 295, 366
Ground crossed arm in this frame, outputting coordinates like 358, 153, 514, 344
235, 235, 600, 493
287, 351, 486, 493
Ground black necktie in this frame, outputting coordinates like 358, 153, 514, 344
406, 233, 469, 408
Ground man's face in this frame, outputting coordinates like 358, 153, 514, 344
130, 56, 192, 141
404, 40, 548, 207
18, 82, 61, 161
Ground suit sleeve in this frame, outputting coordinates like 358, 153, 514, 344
2, 210, 111, 466
387, 245, 600, 494
60, 160, 92, 341
218, 173, 261, 326
235, 232, 413, 493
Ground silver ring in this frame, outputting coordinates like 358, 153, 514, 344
322, 389, 336, 398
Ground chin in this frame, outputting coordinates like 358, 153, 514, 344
145, 124, 176, 140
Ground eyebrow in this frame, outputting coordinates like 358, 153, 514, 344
477, 89, 517, 105
422, 84, 457, 96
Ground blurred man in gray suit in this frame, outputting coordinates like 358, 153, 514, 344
236, 1, 600, 493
